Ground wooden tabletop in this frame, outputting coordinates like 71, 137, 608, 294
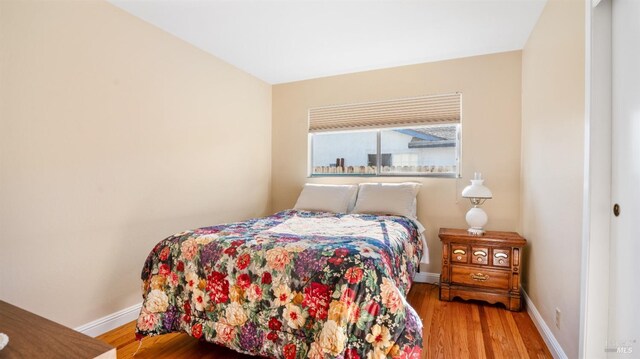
438, 228, 526, 246
0, 300, 115, 359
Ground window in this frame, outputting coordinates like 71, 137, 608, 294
310, 130, 377, 174
308, 93, 461, 177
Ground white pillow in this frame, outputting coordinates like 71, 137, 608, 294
352, 182, 421, 219
294, 184, 358, 214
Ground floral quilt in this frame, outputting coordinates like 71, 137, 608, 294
136, 210, 423, 359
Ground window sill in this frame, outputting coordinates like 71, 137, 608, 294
308, 173, 460, 178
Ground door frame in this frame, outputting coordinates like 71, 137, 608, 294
579, 0, 612, 357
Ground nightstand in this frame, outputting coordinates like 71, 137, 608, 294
438, 228, 526, 311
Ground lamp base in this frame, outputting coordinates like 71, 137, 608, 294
467, 228, 485, 236
465, 206, 488, 236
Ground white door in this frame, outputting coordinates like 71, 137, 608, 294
609, 0, 640, 355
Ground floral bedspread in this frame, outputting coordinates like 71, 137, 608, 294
136, 210, 423, 359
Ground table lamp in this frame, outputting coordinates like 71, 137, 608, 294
461, 172, 493, 235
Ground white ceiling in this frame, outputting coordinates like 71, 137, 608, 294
109, 0, 546, 84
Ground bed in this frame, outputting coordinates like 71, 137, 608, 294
135, 185, 425, 359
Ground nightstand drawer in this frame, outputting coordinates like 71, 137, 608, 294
492, 249, 510, 267
451, 266, 510, 290
451, 244, 469, 263
471, 246, 489, 265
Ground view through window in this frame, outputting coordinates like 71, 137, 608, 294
310, 124, 460, 177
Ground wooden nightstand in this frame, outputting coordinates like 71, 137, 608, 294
438, 228, 526, 311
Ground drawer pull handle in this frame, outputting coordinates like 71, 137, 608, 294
473, 251, 487, 257
453, 249, 466, 255
470, 273, 489, 281
494, 253, 508, 258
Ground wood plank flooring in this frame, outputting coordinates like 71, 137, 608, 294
98, 283, 552, 359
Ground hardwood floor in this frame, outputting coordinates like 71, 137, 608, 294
98, 283, 552, 359
407, 285, 551, 359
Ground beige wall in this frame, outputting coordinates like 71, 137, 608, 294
0, 0, 271, 328
521, 0, 585, 357
272, 51, 523, 274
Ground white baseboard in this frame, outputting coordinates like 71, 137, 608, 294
75, 302, 142, 337
413, 271, 440, 284
522, 289, 568, 359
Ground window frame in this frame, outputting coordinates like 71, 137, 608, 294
308, 124, 462, 178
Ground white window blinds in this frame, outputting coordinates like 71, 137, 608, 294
308, 93, 461, 132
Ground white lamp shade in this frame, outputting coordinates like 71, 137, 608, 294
462, 179, 493, 199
